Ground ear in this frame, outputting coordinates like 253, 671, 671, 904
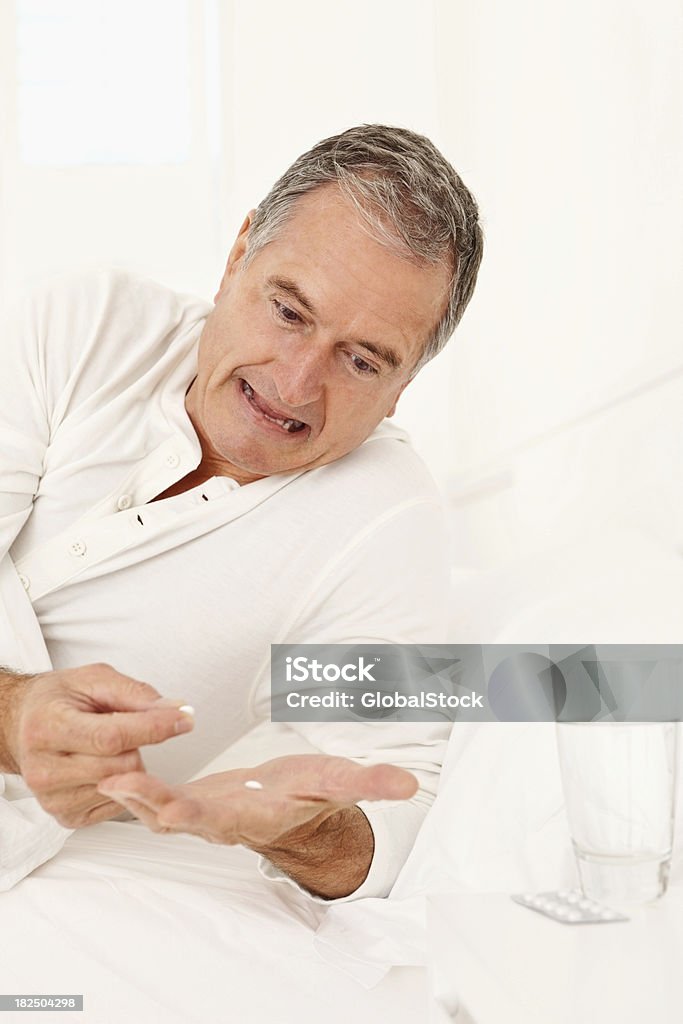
214, 209, 256, 302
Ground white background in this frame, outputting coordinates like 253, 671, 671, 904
1, 0, 680, 570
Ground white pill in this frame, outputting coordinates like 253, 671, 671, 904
243, 780, 263, 790
567, 911, 582, 922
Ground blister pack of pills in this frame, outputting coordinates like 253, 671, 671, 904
511, 890, 629, 924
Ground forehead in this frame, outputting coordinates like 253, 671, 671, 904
249, 186, 451, 370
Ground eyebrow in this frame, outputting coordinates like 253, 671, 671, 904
266, 275, 404, 372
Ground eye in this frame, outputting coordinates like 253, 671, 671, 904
273, 300, 302, 325
349, 353, 378, 376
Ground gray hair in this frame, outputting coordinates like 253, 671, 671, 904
243, 124, 484, 374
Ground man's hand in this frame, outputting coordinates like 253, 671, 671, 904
2, 663, 195, 828
97, 754, 418, 898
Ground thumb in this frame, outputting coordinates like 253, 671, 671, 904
357, 764, 419, 802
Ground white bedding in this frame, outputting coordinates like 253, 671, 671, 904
3, 525, 681, 1023
0, 820, 428, 1024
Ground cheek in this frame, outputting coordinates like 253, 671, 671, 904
213, 318, 279, 374
325, 389, 395, 443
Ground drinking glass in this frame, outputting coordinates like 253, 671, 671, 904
556, 722, 678, 903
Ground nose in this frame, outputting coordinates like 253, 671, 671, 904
272, 345, 328, 409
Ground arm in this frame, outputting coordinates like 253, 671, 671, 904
0, 286, 194, 817
97, 752, 419, 899
261, 497, 453, 898
0, 668, 31, 773
250, 806, 374, 899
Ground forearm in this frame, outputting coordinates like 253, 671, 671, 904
252, 805, 375, 900
0, 668, 31, 773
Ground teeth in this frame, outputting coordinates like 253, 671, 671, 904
242, 381, 304, 433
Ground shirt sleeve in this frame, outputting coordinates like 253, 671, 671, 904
0, 285, 73, 890
0, 282, 60, 670
0, 287, 51, 568
251, 496, 452, 901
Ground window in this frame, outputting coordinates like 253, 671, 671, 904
16, 0, 191, 165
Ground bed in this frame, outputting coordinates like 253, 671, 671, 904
0, 722, 429, 1024
3, 526, 682, 1024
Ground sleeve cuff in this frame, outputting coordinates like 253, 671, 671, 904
0, 774, 74, 892
257, 796, 428, 903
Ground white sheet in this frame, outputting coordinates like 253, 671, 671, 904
0, 773, 74, 893
0, 820, 428, 1024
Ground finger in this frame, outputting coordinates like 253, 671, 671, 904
106, 794, 171, 833
293, 763, 418, 804
74, 665, 165, 712
23, 749, 145, 795
83, 798, 144, 827
50, 706, 195, 757
356, 764, 419, 801
97, 771, 178, 811
39, 787, 140, 828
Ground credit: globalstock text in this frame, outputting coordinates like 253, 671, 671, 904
284, 690, 484, 710
270, 644, 683, 723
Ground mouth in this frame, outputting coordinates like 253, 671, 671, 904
240, 379, 308, 435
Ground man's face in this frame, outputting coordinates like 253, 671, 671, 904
185, 185, 450, 485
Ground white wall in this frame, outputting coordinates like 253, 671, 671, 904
0, 1, 229, 298
449, 369, 683, 569
437, 0, 682, 467
435, 0, 683, 565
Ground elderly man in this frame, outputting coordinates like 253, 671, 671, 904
0, 125, 482, 900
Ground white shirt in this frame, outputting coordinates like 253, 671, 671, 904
0, 270, 450, 899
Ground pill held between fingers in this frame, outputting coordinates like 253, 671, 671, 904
175, 706, 195, 734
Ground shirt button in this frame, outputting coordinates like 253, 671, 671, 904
69, 540, 87, 557
166, 453, 180, 468
18, 573, 30, 592
117, 494, 132, 511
